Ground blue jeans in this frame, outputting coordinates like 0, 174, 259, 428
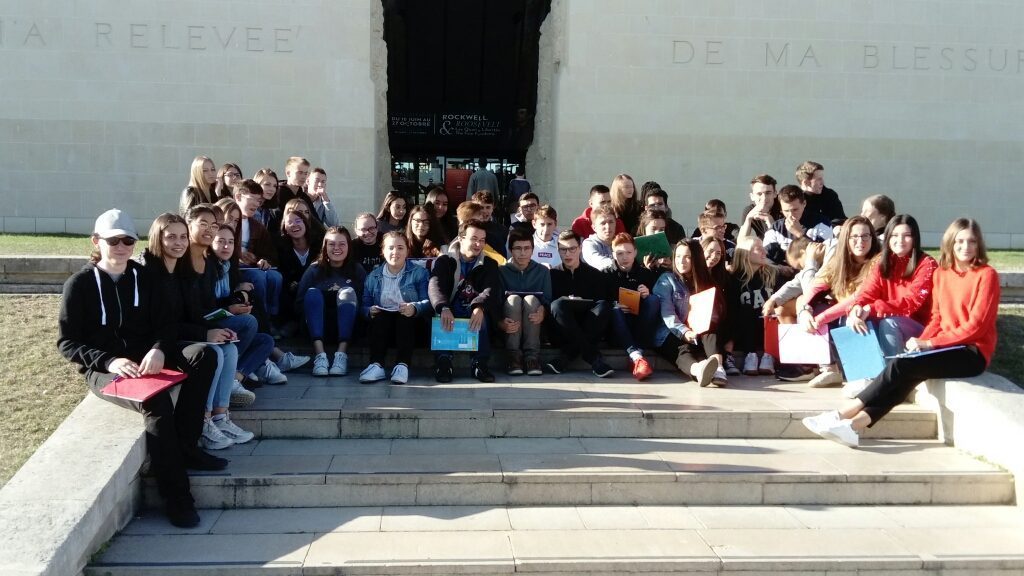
240, 267, 283, 316
215, 313, 274, 375
206, 342, 239, 412
304, 287, 357, 343
876, 316, 924, 357
610, 293, 662, 353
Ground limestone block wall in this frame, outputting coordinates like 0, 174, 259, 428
0, 0, 388, 234
532, 0, 1024, 247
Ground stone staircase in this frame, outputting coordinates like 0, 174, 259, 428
86, 360, 1024, 575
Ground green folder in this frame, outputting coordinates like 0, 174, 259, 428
635, 232, 672, 259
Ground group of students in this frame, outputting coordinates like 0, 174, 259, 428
58, 156, 1000, 527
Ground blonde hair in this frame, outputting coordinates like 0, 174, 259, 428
187, 155, 214, 202
939, 218, 988, 270
610, 173, 640, 219
732, 236, 777, 291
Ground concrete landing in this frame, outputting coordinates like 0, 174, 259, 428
88, 504, 1024, 575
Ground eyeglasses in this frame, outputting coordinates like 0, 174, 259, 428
104, 237, 136, 246
357, 226, 377, 233
849, 234, 873, 242
196, 221, 219, 231
557, 245, 580, 253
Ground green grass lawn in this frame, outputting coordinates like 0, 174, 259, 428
0, 294, 1022, 488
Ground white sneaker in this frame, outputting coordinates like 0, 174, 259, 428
329, 352, 348, 376
711, 366, 728, 387
809, 367, 844, 388
802, 410, 841, 435
257, 359, 288, 385
275, 351, 310, 373
690, 357, 719, 388
843, 378, 871, 399
758, 353, 775, 375
742, 352, 759, 376
359, 362, 386, 383
822, 419, 860, 448
390, 363, 409, 384
229, 380, 256, 408
214, 415, 254, 444
312, 352, 329, 376
200, 418, 233, 450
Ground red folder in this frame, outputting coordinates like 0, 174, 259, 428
763, 316, 780, 359
686, 288, 716, 335
100, 369, 187, 402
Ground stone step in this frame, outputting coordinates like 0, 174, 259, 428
232, 372, 938, 439
87, 504, 1024, 575
146, 438, 1014, 508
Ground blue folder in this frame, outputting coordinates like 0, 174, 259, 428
831, 323, 887, 381
430, 317, 480, 352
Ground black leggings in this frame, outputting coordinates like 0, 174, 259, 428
857, 345, 986, 426
367, 311, 418, 366
86, 342, 216, 503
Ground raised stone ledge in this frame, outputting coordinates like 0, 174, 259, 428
918, 372, 1024, 504
0, 394, 145, 576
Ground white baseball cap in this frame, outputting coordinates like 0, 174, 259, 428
93, 209, 139, 240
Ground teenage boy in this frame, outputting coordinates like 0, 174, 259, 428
531, 205, 560, 268
352, 213, 383, 272
581, 206, 619, 271
510, 192, 540, 229
738, 174, 780, 240
306, 167, 339, 227
546, 230, 615, 377
233, 180, 284, 325
571, 185, 626, 238
453, 201, 506, 265
471, 190, 508, 258
278, 156, 316, 217
697, 210, 736, 262
429, 219, 501, 383
796, 160, 846, 226
604, 233, 661, 381
498, 227, 553, 376
763, 185, 833, 265
643, 188, 686, 244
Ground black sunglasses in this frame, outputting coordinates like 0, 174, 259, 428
104, 237, 137, 247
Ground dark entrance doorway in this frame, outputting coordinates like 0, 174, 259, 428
383, 0, 549, 207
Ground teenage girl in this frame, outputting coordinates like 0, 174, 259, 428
610, 173, 643, 236
425, 187, 457, 243
637, 208, 671, 272
214, 163, 242, 199
798, 216, 881, 388
359, 231, 432, 384
653, 239, 726, 386
297, 227, 367, 377
728, 235, 782, 376
406, 204, 444, 258
803, 218, 999, 448
376, 191, 409, 235
142, 213, 255, 451
179, 155, 217, 215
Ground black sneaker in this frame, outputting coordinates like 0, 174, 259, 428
435, 356, 454, 383
776, 364, 816, 382
591, 358, 614, 378
165, 496, 200, 528
722, 354, 740, 376
544, 357, 566, 375
182, 446, 229, 471
472, 362, 496, 383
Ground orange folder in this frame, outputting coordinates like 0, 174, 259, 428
100, 369, 187, 402
618, 287, 641, 315
686, 287, 716, 335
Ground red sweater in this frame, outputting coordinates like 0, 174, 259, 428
919, 264, 1000, 365
571, 207, 626, 239
855, 253, 937, 325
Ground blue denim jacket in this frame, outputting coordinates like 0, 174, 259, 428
361, 260, 432, 319
653, 271, 690, 341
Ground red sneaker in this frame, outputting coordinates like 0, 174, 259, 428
632, 357, 653, 381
